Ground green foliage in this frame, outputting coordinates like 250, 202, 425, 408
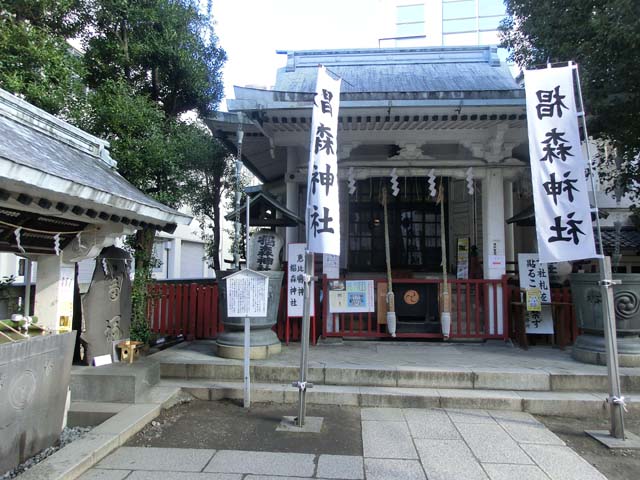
181, 122, 232, 270
499, 0, 640, 207
0, 0, 228, 342
0, 9, 88, 118
127, 229, 154, 343
84, 0, 226, 117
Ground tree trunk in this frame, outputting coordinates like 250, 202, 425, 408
134, 227, 155, 272
210, 176, 222, 270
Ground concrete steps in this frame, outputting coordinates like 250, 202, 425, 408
158, 378, 633, 418
159, 361, 640, 393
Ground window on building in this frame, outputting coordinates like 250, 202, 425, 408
478, 0, 506, 17
396, 3, 425, 37
442, 0, 506, 45
348, 177, 443, 271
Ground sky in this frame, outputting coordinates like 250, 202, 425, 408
211, 0, 386, 109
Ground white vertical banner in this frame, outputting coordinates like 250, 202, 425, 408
287, 243, 315, 317
524, 66, 596, 263
306, 66, 341, 255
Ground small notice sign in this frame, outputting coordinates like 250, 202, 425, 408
226, 269, 269, 317
323, 253, 340, 279
328, 280, 375, 314
526, 288, 542, 312
287, 243, 315, 317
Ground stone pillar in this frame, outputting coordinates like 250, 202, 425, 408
285, 146, 300, 260
504, 180, 515, 271
34, 255, 75, 332
482, 169, 506, 335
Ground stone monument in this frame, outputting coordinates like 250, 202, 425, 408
217, 230, 284, 359
80, 246, 132, 364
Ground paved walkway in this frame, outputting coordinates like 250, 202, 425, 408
79, 407, 607, 480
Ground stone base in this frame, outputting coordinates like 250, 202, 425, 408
586, 430, 640, 449
572, 334, 640, 367
277, 416, 324, 433
216, 342, 282, 360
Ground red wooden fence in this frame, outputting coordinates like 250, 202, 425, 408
147, 277, 578, 345
148, 282, 221, 339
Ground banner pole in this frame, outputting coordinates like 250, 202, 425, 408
573, 62, 625, 439
296, 250, 313, 426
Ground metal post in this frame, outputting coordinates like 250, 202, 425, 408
234, 122, 244, 270
573, 62, 625, 439
296, 250, 314, 426
244, 190, 251, 409
243, 315, 251, 408
246, 193, 250, 267
23, 259, 32, 316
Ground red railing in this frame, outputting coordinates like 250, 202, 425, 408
148, 281, 222, 339
321, 276, 510, 340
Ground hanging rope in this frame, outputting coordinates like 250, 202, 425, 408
0, 218, 98, 235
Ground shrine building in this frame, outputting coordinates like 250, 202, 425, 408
207, 45, 537, 337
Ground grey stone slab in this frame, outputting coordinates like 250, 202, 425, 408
78, 468, 131, 480
364, 458, 426, 480
243, 478, 325, 480
317, 454, 364, 479
446, 409, 496, 424
549, 373, 608, 392
204, 450, 315, 477
520, 391, 605, 417
500, 422, 565, 446
362, 421, 417, 459
70, 358, 160, 403
586, 429, 640, 449
403, 408, 460, 440
92, 404, 160, 445
160, 362, 188, 378
474, 370, 550, 391
283, 385, 360, 406
482, 464, 550, 480
440, 389, 523, 411
361, 407, 405, 421
277, 416, 323, 433
414, 439, 488, 480
397, 367, 474, 388
325, 367, 396, 386
128, 472, 241, 480
456, 423, 533, 464
96, 447, 215, 472
17, 433, 120, 480
358, 387, 441, 408
488, 411, 541, 425
521, 444, 608, 480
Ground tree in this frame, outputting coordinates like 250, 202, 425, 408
0, 2, 89, 119
81, 0, 227, 340
180, 122, 232, 270
499, 0, 640, 206
83, 0, 225, 117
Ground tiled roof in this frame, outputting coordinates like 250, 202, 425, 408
274, 46, 521, 94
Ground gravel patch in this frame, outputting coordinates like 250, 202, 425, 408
1, 426, 92, 479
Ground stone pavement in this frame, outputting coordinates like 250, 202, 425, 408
79, 407, 608, 480
153, 340, 640, 377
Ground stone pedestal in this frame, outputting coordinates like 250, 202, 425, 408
0, 332, 75, 474
216, 271, 283, 359
571, 273, 640, 367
